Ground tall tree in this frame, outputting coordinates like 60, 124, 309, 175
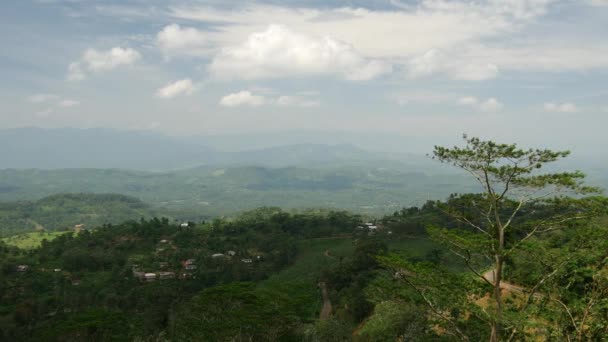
428, 134, 601, 341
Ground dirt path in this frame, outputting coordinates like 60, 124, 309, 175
482, 269, 525, 293
318, 282, 332, 320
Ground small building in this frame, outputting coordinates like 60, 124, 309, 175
159, 262, 169, 269
159, 271, 175, 280
182, 259, 197, 270
241, 259, 253, 264
211, 253, 225, 259
74, 224, 85, 233
16, 265, 29, 272
144, 273, 157, 282
226, 250, 236, 257
133, 271, 146, 281
71, 279, 81, 286
159, 239, 168, 244
180, 222, 189, 228
54, 268, 62, 272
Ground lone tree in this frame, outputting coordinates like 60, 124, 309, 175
429, 134, 601, 341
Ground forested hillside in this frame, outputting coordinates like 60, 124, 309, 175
0, 193, 158, 237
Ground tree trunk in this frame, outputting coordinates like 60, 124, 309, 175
490, 255, 503, 341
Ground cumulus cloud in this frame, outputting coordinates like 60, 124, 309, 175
156, 79, 195, 99
156, 24, 210, 57
169, 2, 608, 81
67, 47, 141, 81
220, 91, 266, 107
458, 96, 503, 112
209, 25, 391, 81
544, 102, 579, 113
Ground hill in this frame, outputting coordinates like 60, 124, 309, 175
0, 165, 476, 217
0, 193, 158, 237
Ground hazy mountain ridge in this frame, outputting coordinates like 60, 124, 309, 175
0, 128, 386, 170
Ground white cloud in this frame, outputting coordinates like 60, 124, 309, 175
458, 97, 479, 106
208, 24, 391, 81
28, 94, 59, 103
67, 47, 141, 81
156, 79, 195, 99
458, 96, 503, 112
544, 102, 579, 113
220, 91, 266, 107
219, 90, 320, 107
59, 99, 80, 107
276, 95, 320, 107
156, 24, 210, 57
170, 2, 608, 80
67, 62, 85, 81
28, 94, 80, 108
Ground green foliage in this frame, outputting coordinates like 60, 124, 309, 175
355, 300, 428, 341
170, 282, 299, 341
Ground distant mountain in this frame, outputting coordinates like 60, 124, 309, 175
0, 127, 386, 170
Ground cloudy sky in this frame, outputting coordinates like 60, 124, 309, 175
1, 0, 607, 151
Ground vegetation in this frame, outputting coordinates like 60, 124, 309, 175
0, 193, 160, 237
0, 164, 476, 217
1, 231, 72, 249
0, 136, 606, 341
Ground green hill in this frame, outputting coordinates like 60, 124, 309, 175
0, 193, 157, 237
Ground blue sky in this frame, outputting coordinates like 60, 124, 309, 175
1, 0, 607, 153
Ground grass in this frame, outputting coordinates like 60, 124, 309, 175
257, 237, 355, 320
1, 231, 72, 249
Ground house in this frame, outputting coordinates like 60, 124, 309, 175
71, 279, 81, 286
159, 239, 168, 244
144, 273, 157, 282
226, 250, 236, 257
182, 259, 197, 270
133, 271, 146, 281
16, 265, 29, 272
159, 262, 169, 269
159, 271, 175, 280
211, 253, 225, 259
74, 224, 85, 233
180, 222, 189, 228
54, 268, 62, 272
241, 259, 253, 264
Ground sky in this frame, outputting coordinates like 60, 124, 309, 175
1, 0, 607, 153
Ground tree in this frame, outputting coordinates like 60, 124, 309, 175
428, 135, 601, 341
